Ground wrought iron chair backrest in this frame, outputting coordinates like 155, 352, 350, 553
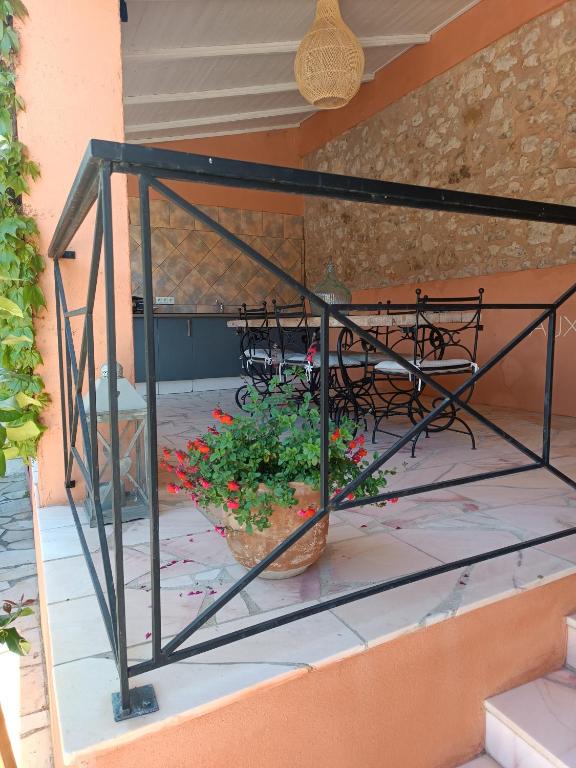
272, 296, 312, 359
238, 301, 273, 364
414, 288, 484, 365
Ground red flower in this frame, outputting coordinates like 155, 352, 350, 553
331, 429, 340, 442
212, 408, 223, 419
197, 443, 210, 455
189, 493, 199, 503
199, 477, 211, 489
208, 426, 219, 435
347, 493, 355, 501
167, 483, 179, 494
162, 447, 172, 460
175, 468, 187, 482
227, 480, 240, 491
353, 448, 367, 462
214, 526, 227, 537
348, 440, 357, 451
160, 460, 173, 473
352, 454, 362, 464
357, 434, 366, 446
183, 479, 194, 490
227, 499, 239, 510
175, 450, 187, 464
389, 497, 399, 504
297, 506, 316, 519
220, 413, 234, 425
187, 440, 194, 451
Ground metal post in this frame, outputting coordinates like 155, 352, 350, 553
54, 263, 69, 480
320, 306, 330, 511
100, 164, 131, 718
543, 310, 557, 464
139, 175, 162, 665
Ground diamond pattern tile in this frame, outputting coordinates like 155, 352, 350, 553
128, 201, 304, 309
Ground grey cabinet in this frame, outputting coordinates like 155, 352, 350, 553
133, 316, 241, 382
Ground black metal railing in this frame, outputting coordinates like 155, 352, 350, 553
49, 140, 576, 720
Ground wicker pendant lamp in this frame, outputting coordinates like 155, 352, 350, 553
294, 0, 365, 109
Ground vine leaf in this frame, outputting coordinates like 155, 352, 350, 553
0, 295, 23, 317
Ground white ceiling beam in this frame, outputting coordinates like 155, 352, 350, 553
127, 123, 302, 145
124, 73, 374, 105
125, 105, 317, 135
123, 34, 431, 63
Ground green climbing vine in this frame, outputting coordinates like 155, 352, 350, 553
0, 0, 47, 474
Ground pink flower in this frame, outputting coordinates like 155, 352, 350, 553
227, 499, 239, 510
214, 526, 227, 537
227, 480, 240, 491
208, 426, 219, 435
199, 477, 211, 489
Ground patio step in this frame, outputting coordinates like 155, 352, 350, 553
485, 666, 576, 767
567, 614, 576, 671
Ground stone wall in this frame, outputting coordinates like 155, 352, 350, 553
304, 3, 576, 290
128, 199, 304, 310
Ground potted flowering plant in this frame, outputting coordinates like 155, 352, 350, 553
163, 380, 394, 578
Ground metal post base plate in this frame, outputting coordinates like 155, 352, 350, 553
112, 684, 159, 722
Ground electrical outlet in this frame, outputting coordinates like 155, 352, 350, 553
155, 296, 175, 305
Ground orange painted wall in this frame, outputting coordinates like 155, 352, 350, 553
298, 0, 568, 156
16, 0, 132, 506
60, 571, 576, 768
354, 263, 576, 418
127, 129, 303, 215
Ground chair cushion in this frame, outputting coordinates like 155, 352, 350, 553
419, 358, 476, 373
285, 352, 362, 368
374, 359, 414, 375
243, 348, 270, 362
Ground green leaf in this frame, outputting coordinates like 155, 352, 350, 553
6, 418, 40, 441
0, 295, 23, 318
0, 406, 22, 421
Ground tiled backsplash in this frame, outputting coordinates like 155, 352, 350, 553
128, 199, 304, 312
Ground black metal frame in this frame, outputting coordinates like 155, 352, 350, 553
49, 140, 576, 719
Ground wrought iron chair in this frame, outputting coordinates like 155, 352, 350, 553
370, 301, 420, 442
235, 302, 276, 409
272, 297, 364, 411
407, 288, 485, 452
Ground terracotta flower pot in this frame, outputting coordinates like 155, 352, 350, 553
225, 482, 328, 579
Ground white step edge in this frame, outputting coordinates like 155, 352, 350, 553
485, 668, 576, 768
567, 614, 576, 671
458, 755, 501, 767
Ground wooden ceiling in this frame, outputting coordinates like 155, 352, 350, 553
122, 0, 481, 144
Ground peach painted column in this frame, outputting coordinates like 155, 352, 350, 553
16, 0, 133, 506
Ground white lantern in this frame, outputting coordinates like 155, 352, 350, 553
83, 363, 150, 527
